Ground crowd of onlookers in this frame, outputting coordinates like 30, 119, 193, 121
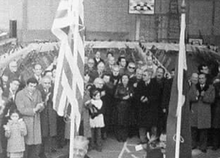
0, 60, 59, 158
81, 51, 174, 152
0, 49, 220, 158
83, 51, 220, 154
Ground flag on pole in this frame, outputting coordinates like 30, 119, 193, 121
51, 0, 84, 131
166, 0, 192, 158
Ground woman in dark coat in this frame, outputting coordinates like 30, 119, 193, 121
135, 70, 161, 143
114, 74, 133, 142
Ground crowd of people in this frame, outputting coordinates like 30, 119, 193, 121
83, 51, 220, 154
81, 51, 174, 152
0, 61, 58, 158
0, 49, 220, 158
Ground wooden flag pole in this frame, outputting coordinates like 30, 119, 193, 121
175, 0, 186, 158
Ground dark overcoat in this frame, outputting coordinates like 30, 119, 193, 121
38, 84, 57, 137
114, 83, 133, 126
135, 80, 161, 129
212, 82, 220, 128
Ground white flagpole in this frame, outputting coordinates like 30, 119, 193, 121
175, 0, 186, 158
69, 0, 80, 157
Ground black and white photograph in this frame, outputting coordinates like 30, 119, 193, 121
0, 0, 220, 158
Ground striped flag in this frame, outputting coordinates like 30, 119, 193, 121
166, 0, 192, 158
51, 0, 84, 133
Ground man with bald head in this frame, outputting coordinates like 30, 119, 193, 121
189, 73, 199, 87
38, 75, 57, 158
2, 60, 20, 85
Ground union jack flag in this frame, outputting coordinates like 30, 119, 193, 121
51, 0, 84, 132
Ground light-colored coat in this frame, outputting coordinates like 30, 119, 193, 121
188, 84, 215, 129
5, 119, 27, 153
15, 88, 43, 145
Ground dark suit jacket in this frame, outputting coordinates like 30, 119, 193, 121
37, 84, 57, 137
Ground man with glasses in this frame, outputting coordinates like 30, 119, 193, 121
125, 62, 136, 78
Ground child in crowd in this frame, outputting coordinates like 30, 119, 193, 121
3, 109, 27, 158
88, 89, 104, 152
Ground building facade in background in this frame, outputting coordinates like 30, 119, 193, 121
0, 0, 219, 45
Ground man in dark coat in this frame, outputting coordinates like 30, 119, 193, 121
37, 76, 57, 158
1, 78, 20, 158
135, 70, 161, 143
93, 51, 105, 69
2, 60, 20, 85
152, 67, 166, 136
102, 73, 114, 135
212, 80, 220, 150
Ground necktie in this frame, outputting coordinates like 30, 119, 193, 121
201, 84, 204, 89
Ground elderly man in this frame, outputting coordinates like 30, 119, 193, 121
89, 62, 106, 82
85, 58, 95, 75
37, 76, 57, 158
33, 64, 43, 83
1, 78, 20, 158
2, 60, 20, 82
15, 77, 44, 158
188, 72, 199, 86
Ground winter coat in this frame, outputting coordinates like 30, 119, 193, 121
114, 83, 133, 126
5, 119, 27, 153
15, 87, 43, 145
135, 80, 161, 129
212, 82, 220, 128
38, 84, 57, 137
188, 83, 215, 129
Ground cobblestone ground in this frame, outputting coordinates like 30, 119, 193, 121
53, 136, 220, 158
